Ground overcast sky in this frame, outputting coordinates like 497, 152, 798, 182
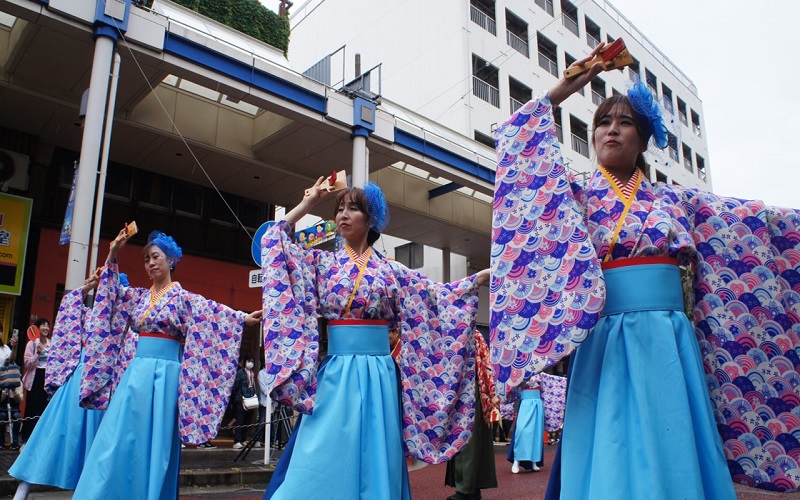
263, 0, 799, 208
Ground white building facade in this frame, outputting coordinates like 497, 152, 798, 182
289, 0, 711, 191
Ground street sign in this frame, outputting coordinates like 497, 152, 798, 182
248, 269, 264, 288
251, 221, 275, 267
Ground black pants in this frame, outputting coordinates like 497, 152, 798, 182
21, 369, 48, 441
234, 401, 256, 444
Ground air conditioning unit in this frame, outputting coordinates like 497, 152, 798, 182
0, 149, 29, 191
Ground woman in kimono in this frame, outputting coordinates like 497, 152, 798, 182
444, 330, 499, 500
508, 374, 545, 473
73, 230, 261, 500
10, 269, 107, 499
262, 179, 489, 499
490, 43, 751, 498
20, 317, 50, 441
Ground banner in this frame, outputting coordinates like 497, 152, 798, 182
59, 161, 78, 245
0, 193, 33, 295
296, 220, 336, 249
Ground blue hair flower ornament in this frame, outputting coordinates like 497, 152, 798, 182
147, 231, 183, 265
119, 273, 130, 288
627, 82, 668, 150
363, 183, 390, 233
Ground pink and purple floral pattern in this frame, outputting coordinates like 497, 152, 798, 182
261, 221, 480, 463
490, 94, 606, 399
45, 289, 87, 394
79, 262, 245, 444
492, 91, 800, 491
539, 373, 567, 432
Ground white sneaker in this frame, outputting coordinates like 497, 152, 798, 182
511, 460, 520, 474
253, 441, 263, 448
532, 463, 540, 471
232, 442, 244, 449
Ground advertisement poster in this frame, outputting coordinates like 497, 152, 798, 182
0, 193, 32, 295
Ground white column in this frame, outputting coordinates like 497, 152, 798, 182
351, 135, 368, 188
65, 35, 116, 290
88, 51, 121, 280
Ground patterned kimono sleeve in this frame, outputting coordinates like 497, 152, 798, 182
79, 261, 144, 409
261, 220, 325, 414
474, 332, 497, 425
538, 372, 567, 432
491, 92, 605, 400
179, 294, 245, 444
45, 288, 87, 394
684, 188, 800, 490
389, 261, 479, 464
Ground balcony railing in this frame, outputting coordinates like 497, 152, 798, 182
507, 31, 529, 57
571, 134, 589, 157
668, 147, 678, 162
470, 5, 496, 35
556, 124, 564, 143
473, 76, 500, 107
562, 15, 579, 36
683, 157, 693, 172
662, 98, 673, 114
538, 52, 558, 77
698, 168, 707, 182
536, 0, 554, 16
510, 97, 525, 113
591, 90, 604, 106
693, 123, 702, 137
679, 111, 687, 125
587, 33, 600, 48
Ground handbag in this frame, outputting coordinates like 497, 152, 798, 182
0, 363, 21, 389
242, 395, 259, 410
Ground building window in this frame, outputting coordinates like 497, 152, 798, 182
667, 132, 678, 162
611, 88, 621, 96
661, 83, 673, 114
173, 180, 203, 217
645, 69, 658, 95
676, 97, 688, 126
569, 115, 589, 157
682, 143, 693, 172
565, 53, 583, 95
656, 169, 668, 183
474, 130, 495, 149
561, 0, 579, 36
535, 0, 554, 16
696, 154, 706, 181
691, 110, 702, 136
537, 33, 559, 77
395, 242, 424, 269
554, 106, 564, 143
606, 34, 615, 44
469, 0, 496, 35
509, 77, 532, 113
105, 162, 133, 200
591, 77, 605, 106
628, 57, 640, 83
472, 54, 500, 107
209, 191, 239, 225
138, 174, 173, 210
506, 10, 529, 58
585, 16, 601, 48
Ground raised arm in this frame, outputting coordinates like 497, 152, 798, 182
283, 176, 336, 225
548, 43, 606, 107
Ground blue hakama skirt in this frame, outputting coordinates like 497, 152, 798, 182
73, 336, 181, 500
8, 352, 105, 490
556, 260, 736, 500
265, 320, 411, 500
512, 389, 544, 463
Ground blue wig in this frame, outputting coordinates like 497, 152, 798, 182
364, 183, 390, 233
626, 82, 668, 149
119, 273, 130, 288
147, 231, 183, 267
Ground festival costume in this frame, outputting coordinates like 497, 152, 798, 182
445, 333, 498, 495
74, 261, 245, 500
8, 289, 105, 490
488, 92, 800, 497
262, 220, 481, 499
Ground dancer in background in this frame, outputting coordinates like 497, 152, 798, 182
74, 229, 261, 499
10, 269, 107, 499
263, 179, 489, 499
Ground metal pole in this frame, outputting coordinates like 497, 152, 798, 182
88, 51, 122, 279
64, 35, 116, 290
351, 135, 368, 188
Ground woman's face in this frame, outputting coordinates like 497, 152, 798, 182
144, 244, 172, 283
592, 102, 646, 172
335, 195, 369, 247
39, 321, 51, 339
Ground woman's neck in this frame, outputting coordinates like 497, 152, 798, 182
601, 164, 637, 185
346, 239, 370, 256
152, 279, 172, 292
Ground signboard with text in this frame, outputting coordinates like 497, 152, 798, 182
0, 194, 32, 295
